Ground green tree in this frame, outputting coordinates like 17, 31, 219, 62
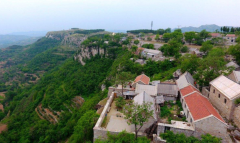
199, 30, 210, 39
123, 102, 153, 140
69, 110, 99, 143
116, 96, 126, 109
200, 41, 213, 54
163, 33, 172, 43
179, 54, 200, 75
229, 44, 240, 64
155, 34, 160, 41
160, 131, 221, 143
131, 45, 138, 53
180, 46, 189, 53
184, 31, 196, 44
134, 40, 140, 45
115, 72, 135, 96
231, 27, 235, 33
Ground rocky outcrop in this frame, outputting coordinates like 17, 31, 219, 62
74, 47, 105, 65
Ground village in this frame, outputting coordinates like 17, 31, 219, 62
93, 32, 240, 143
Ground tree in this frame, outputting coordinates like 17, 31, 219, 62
123, 102, 153, 140
115, 96, 126, 109
229, 44, 240, 64
165, 28, 171, 33
131, 45, 138, 53
179, 54, 200, 75
147, 37, 152, 41
200, 41, 213, 54
180, 46, 189, 53
160, 131, 221, 143
220, 27, 222, 33
155, 34, 160, 41
69, 110, 99, 143
231, 27, 235, 33
199, 30, 210, 40
134, 40, 139, 45
142, 44, 154, 49
163, 33, 172, 43
184, 31, 196, 44
115, 72, 134, 96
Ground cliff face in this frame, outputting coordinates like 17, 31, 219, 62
74, 47, 105, 65
45, 29, 107, 65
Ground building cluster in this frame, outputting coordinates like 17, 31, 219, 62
93, 61, 240, 143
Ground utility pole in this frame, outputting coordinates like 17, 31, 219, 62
151, 21, 153, 30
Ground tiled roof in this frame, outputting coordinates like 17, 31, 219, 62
210, 33, 221, 37
210, 75, 240, 100
134, 74, 150, 85
184, 92, 225, 123
180, 85, 200, 97
226, 34, 236, 37
135, 47, 145, 55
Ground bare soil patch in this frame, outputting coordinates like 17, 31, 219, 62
0, 124, 7, 133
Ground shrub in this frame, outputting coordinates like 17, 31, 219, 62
160, 106, 171, 117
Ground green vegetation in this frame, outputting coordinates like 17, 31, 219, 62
142, 44, 154, 49
95, 130, 150, 143
127, 28, 171, 34
160, 131, 221, 143
115, 97, 126, 109
123, 102, 153, 140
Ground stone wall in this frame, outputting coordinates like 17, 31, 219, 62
194, 116, 227, 141
201, 87, 209, 98
157, 123, 194, 137
163, 96, 176, 101
233, 105, 240, 128
209, 86, 234, 120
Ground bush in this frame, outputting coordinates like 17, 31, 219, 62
235, 98, 240, 105
160, 106, 171, 117
181, 46, 189, 53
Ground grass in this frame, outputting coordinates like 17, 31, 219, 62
160, 100, 186, 123
0, 96, 4, 100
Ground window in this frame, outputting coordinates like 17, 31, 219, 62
213, 89, 215, 93
190, 118, 192, 122
218, 94, 221, 98
185, 104, 186, 108
224, 99, 227, 104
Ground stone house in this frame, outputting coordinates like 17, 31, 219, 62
226, 61, 240, 71
209, 75, 240, 120
132, 74, 150, 88
157, 83, 178, 101
210, 33, 222, 38
141, 49, 163, 60
176, 71, 195, 90
228, 71, 240, 84
225, 34, 237, 42
179, 85, 227, 140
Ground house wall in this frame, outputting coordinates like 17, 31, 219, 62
201, 87, 210, 98
181, 99, 194, 123
193, 116, 227, 141
209, 85, 234, 120
163, 95, 176, 101
132, 81, 145, 88
228, 72, 237, 83
157, 124, 194, 137
233, 105, 240, 128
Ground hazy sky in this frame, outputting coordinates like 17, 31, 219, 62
0, 0, 240, 34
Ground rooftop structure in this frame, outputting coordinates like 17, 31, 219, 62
180, 85, 200, 97
132, 74, 150, 88
184, 92, 225, 122
210, 75, 240, 100
133, 91, 157, 119
135, 83, 157, 96
226, 34, 236, 38
176, 72, 195, 90
229, 71, 240, 84
226, 61, 240, 69
157, 83, 178, 96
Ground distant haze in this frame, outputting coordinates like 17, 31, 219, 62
0, 0, 239, 34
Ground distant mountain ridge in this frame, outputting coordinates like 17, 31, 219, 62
176, 24, 233, 33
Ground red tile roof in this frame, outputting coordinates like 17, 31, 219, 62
226, 34, 236, 37
180, 85, 200, 97
134, 74, 150, 85
135, 47, 145, 55
184, 92, 225, 123
210, 33, 221, 37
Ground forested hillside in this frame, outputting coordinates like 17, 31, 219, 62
0, 28, 237, 142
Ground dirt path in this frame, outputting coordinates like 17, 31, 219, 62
0, 92, 6, 98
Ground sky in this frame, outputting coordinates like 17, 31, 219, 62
0, 0, 240, 34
